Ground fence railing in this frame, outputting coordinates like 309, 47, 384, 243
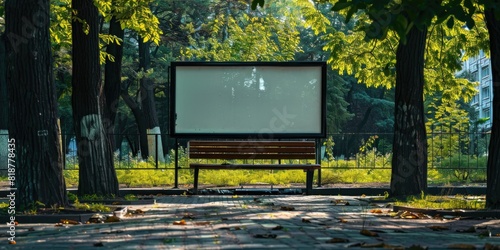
1, 129, 491, 172
0, 127, 490, 187
62, 129, 491, 170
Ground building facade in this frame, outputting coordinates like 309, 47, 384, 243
460, 50, 493, 131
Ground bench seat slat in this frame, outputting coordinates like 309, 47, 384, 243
189, 141, 315, 147
189, 153, 316, 159
189, 147, 316, 153
190, 163, 320, 170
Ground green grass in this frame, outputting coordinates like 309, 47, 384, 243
394, 193, 486, 210
58, 160, 487, 188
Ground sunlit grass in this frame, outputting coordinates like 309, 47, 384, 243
59, 163, 486, 188
394, 193, 486, 210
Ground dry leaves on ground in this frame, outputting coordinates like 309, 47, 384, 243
173, 219, 187, 225
360, 229, 379, 237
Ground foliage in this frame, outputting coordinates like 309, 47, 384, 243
323, 136, 335, 161
182, 0, 304, 61
321, 4, 481, 102
426, 98, 471, 160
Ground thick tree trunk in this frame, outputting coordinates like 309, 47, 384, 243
5, 0, 68, 208
0, 34, 7, 130
390, 25, 428, 197
485, 10, 500, 209
104, 16, 124, 151
72, 0, 119, 197
1, 35, 8, 175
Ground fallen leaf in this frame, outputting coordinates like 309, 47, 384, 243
8, 241, 16, 245
331, 199, 349, 205
194, 221, 211, 226
360, 229, 379, 237
173, 220, 186, 225
254, 234, 277, 239
361, 242, 385, 248
428, 225, 450, 231
447, 243, 476, 249
484, 243, 500, 250
407, 245, 428, 250
326, 237, 349, 243
456, 227, 476, 233
370, 209, 383, 214
105, 216, 121, 223
280, 206, 295, 211
400, 211, 420, 219
338, 218, 348, 223
133, 209, 145, 215
61, 219, 80, 225
93, 242, 104, 247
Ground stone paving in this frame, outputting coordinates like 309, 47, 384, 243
2, 195, 500, 249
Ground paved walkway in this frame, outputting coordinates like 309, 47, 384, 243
3, 195, 500, 249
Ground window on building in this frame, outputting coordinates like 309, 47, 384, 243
470, 71, 478, 81
472, 94, 479, 104
483, 107, 491, 119
482, 86, 490, 99
481, 65, 490, 78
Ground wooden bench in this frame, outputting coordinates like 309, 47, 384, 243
188, 140, 320, 194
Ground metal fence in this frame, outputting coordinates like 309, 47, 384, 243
1, 129, 491, 172
61, 129, 490, 171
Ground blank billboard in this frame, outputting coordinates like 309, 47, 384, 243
170, 62, 326, 138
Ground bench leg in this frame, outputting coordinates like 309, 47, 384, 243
305, 170, 314, 195
193, 168, 199, 195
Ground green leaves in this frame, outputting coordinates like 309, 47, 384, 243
183, 0, 303, 62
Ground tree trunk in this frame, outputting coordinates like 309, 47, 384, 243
5, 0, 68, 208
72, 0, 119, 197
121, 89, 149, 159
485, 9, 500, 209
0, 34, 7, 130
390, 25, 428, 197
1, 34, 8, 175
139, 38, 165, 162
104, 16, 124, 151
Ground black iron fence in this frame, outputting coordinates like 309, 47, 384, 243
0, 129, 490, 187
59, 128, 491, 171
1, 128, 491, 172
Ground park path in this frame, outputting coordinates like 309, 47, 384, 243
3, 195, 500, 249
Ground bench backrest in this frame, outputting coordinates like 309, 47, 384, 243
188, 141, 316, 160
